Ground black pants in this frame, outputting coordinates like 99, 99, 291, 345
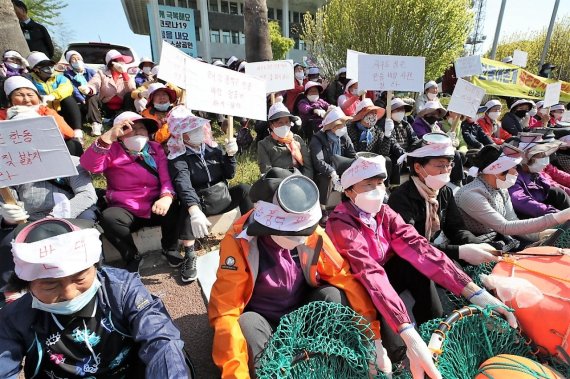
546, 186, 570, 211
179, 184, 253, 240
65, 138, 83, 157
85, 92, 135, 124
58, 96, 82, 130
450, 150, 465, 185
100, 203, 180, 263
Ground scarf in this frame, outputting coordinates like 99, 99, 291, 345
125, 142, 157, 170
411, 176, 440, 240
271, 131, 304, 166
73, 71, 88, 86
356, 122, 373, 144
326, 130, 341, 156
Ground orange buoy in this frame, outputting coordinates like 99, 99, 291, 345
476, 354, 564, 378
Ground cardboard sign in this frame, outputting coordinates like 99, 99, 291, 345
245, 60, 294, 94
512, 50, 528, 68
447, 78, 486, 119
357, 54, 425, 92
346, 49, 366, 80
454, 55, 483, 78
156, 41, 190, 89
0, 116, 77, 187
544, 81, 562, 107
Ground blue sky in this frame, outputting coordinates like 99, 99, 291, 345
55, 0, 570, 61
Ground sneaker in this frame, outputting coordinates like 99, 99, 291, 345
181, 252, 198, 283
162, 249, 184, 268
91, 122, 103, 136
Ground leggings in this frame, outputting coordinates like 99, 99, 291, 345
58, 96, 82, 130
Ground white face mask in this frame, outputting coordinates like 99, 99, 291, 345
426, 92, 437, 101
350, 88, 359, 96
307, 94, 319, 103
122, 135, 148, 152
422, 167, 450, 190
487, 111, 501, 121
273, 124, 291, 138
363, 113, 378, 126
275, 95, 284, 103
295, 72, 305, 81
528, 156, 549, 173
184, 127, 205, 147
353, 187, 385, 215
71, 61, 84, 71
271, 235, 308, 250
32, 278, 101, 315
496, 173, 517, 189
5, 61, 21, 70
154, 102, 171, 112
142, 66, 152, 75
334, 126, 347, 137
391, 111, 405, 122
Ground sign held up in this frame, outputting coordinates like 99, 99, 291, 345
544, 81, 562, 107
454, 55, 483, 78
357, 54, 425, 92
447, 78, 486, 119
0, 116, 77, 187
346, 49, 366, 81
512, 50, 528, 68
245, 60, 294, 94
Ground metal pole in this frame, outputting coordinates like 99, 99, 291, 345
198, 0, 212, 62
490, 0, 507, 60
539, 0, 560, 69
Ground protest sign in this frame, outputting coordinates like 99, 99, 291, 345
357, 54, 425, 92
454, 55, 483, 78
544, 81, 562, 107
245, 60, 294, 94
0, 116, 77, 187
561, 111, 570, 123
512, 50, 528, 68
157, 41, 190, 89
147, 4, 198, 59
346, 49, 365, 80
447, 78, 486, 119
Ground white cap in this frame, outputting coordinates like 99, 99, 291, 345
105, 49, 133, 65
424, 80, 437, 92
304, 81, 323, 92
344, 79, 358, 92
268, 102, 293, 121
536, 100, 545, 109
226, 56, 238, 67
27, 51, 53, 69
417, 100, 446, 118
4, 76, 37, 97
502, 56, 513, 63
147, 82, 167, 97
551, 104, 565, 111
151, 65, 160, 76
65, 50, 82, 63
484, 99, 502, 112
308, 67, 320, 75
3, 50, 23, 60
212, 60, 225, 67
341, 155, 387, 189
336, 67, 347, 76
509, 99, 534, 111
391, 97, 407, 109
238, 61, 246, 72
321, 106, 352, 130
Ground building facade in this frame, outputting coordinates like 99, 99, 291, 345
121, 0, 325, 63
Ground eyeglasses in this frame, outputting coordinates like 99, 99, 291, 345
428, 162, 455, 170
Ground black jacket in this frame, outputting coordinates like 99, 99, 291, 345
387, 179, 481, 261
20, 19, 54, 58
501, 112, 524, 136
461, 120, 493, 149
168, 144, 236, 208
309, 130, 356, 176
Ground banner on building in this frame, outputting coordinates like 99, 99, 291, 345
147, 4, 198, 59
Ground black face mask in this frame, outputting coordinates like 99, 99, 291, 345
36, 66, 53, 81
514, 110, 528, 118
424, 116, 439, 125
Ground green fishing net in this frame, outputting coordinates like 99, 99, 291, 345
445, 262, 498, 310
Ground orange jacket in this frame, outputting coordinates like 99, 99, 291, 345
142, 107, 170, 144
477, 114, 511, 145
0, 106, 75, 140
208, 211, 381, 379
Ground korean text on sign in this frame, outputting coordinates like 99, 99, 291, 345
0, 116, 77, 187
454, 55, 483, 78
147, 4, 198, 57
447, 78, 486, 119
245, 60, 294, 94
358, 54, 425, 92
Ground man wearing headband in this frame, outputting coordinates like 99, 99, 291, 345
208, 168, 386, 378
456, 144, 570, 245
0, 218, 192, 378
326, 154, 516, 379
508, 133, 570, 219
389, 134, 497, 266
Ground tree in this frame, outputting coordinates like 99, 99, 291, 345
244, 0, 272, 62
302, 0, 473, 80
491, 16, 570, 82
0, 0, 29, 55
24, 0, 67, 27
269, 21, 294, 60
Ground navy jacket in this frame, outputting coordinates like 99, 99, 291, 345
20, 19, 54, 58
309, 130, 356, 176
461, 120, 493, 149
64, 67, 96, 103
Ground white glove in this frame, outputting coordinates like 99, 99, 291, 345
358, 89, 367, 96
73, 129, 84, 144
293, 116, 302, 126
313, 109, 326, 118
331, 171, 343, 192
538, 228, 557, 240
225, 138, 238, 157
469, 288, 518, 328
552, 208, 570, 224
448, 131, 459, 147
521, 114, 530, 128
0, 202, 29, 225
370, 339, 392, 378
189, 206, 211, 239
43, 94, 56, 103
458, 243, 499, 265
113, 62, 125, 73
78, 85, 91, 95
400, 327, 442, 379
134, 97, 148, 113
384, 118, 395, 138
6, 106, 38, 120
140, 90, 150, 99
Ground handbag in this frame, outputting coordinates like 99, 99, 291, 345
197, 181, 232, 216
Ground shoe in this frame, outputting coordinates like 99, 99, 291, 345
318, 210, 329, 228
125, 254, 142, 273
163, 249, 184, 268
91, 122, 103, 136
181, 251, 198, 283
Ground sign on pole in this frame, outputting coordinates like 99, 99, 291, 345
245, 60, 294, 94
447, 78, 486, 119
454, 55, 483, 78
0, 117, 77, 187
512, 50, 528, 68
544, 81, 562, 107
147, 4, 198, 60
357, 54, 425, 92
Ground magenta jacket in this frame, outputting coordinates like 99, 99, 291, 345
326, 201, 471, 331
80, 140, 174, 218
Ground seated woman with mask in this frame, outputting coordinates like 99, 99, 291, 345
141, 83, 177, 144
0, 218, 192, 378
326, 155, 516, 379
208, 168, 389, 378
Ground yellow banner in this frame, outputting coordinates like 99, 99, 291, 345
471, 58, 570, 103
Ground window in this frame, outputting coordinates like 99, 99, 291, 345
277, 9, 282, 21
299, 39, 306, 51
164, 0, 175, 5
196, 26, 201, 41
293, 11, 301, 23
209, 0, 219, 12
210, 30, 221, 43
239, 32, 246, 45
231, 30, 240, 44
268, 8, 275, 20
221, 1, 229, 13
229, 2, 239, 14
222, 30, 231, 44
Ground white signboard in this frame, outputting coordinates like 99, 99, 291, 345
245, 60, 294, 94
357, 54, 425, 92
346, 49, 365, 80
454, 55, 483, 78
544, 81, 562, 107
512, 50, 528, 68
447, 78, 486, 119
158, 41, 267, 120
0, 116, 77, 187
561, 111, 570, 123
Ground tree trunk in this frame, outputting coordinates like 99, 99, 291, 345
0, 0, 30, 56
244, 0, 272, 62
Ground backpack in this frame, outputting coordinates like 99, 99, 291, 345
236, 125, 254, 153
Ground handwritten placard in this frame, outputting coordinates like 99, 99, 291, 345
245, 60, 294, 93
157, 40, 190, 89
447, 78, 486, 119
512, 50, 528, 68
0, 116, 77, 187
454, 55, 483, 78
544, 81, 562, 107
562, 111, 570, 123
346, 49, 366, 80
357, 54, 425, 92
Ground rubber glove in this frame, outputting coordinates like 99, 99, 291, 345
469, 288, 518, 328
458, 243, 499, 265
400, 327, 442, 379
0, 202, 29, 224
189, 206, 211, 239
224, 138, 238, 157
384, 118, 395, 138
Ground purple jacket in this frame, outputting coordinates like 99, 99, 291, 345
412, 117, 440, 138
296, 97, 330, 130
509, 169, 558, 218
326, 201, 471, 331
80, 140, 174, 218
